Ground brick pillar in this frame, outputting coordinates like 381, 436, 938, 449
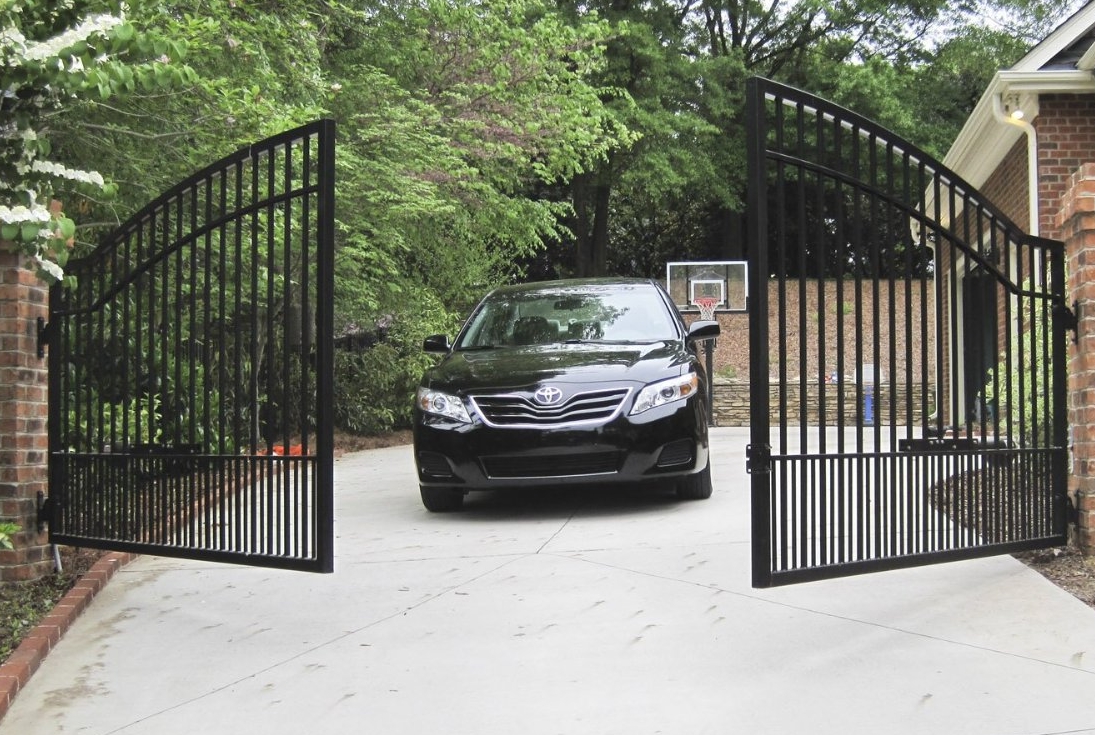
0, 242, 51, 581
1059, 163, 1095, 555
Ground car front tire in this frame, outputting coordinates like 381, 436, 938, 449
676, 462, 712, 500
420, 485, 465, 512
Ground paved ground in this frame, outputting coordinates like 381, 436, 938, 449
4, 427, 1095, 735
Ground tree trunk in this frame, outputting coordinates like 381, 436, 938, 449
591, 180, 612, 275
572, 173, 594, 277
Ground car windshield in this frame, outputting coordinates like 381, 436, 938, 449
456, 284, 679, 349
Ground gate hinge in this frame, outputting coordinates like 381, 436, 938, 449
36, 316, 52, 359
1056, 301, 1079, 345
36, 491, 51, 533
1067, 493, 1080, 528
746, 443, 771, 475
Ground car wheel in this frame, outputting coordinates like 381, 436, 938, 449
420, 485, 465, 512
676, 463, 712, 500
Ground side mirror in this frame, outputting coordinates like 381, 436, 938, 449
687, 320, 720, 343
422, 334, 451, 353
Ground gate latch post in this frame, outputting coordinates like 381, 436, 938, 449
36, 491, 51, 533
746, 443, 771, 475
1056, 301, 1080, 345
36, 317, 52, 359
1066, 493, 1080, 528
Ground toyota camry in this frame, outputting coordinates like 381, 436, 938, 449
412, 278, 719, 511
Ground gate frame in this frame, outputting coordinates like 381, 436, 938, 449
745, 77, 1072, 588
40, 120, 337, 574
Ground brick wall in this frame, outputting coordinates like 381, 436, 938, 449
1058, 164, 1095, 555
1036, 95, 1095, 241
980, 137, 1032, 229
0, 243, 51, 581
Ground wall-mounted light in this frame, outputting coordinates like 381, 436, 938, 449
1005, 93, 1024, 120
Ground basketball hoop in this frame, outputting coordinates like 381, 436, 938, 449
692, 297, 720, 321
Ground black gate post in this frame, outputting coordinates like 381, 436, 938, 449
745, 77, 774, 588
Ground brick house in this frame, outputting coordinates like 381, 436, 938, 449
942, 1, 1095, 552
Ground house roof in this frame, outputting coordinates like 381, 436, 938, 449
942, 2, 1095, 191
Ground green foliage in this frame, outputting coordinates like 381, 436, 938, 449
333, 295, 458, 435
328, 0, 632, 319
0, 522, 18, 551
983, 281, 1056, 448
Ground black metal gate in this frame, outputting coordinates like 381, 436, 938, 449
42, 120, 336, 573
745, 78, 1071, 587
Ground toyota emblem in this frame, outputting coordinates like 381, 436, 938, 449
534, 386, 563, 405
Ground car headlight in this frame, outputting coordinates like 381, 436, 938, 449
630, 373, 700, 415
417, 387, 472, 423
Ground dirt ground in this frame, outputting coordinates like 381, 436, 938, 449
333, 429, 412, 455
1014, 546, 1095, 609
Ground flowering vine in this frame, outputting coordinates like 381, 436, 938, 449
1, 1, 192, 284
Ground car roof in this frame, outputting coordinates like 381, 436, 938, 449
485, 277, 661, 297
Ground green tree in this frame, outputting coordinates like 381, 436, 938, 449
48, 0, 634, 434
546, 0, 1083, 278
48, 0, 336, 250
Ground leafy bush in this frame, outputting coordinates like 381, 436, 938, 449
333, 293, 458, 435
982, 280, 1055, 448
0, 522, 19, 551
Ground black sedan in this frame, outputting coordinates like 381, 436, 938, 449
412, 278, 719, 511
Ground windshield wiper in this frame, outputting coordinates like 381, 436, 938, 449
455, 344, 500, 351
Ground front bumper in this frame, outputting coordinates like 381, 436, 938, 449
413, 398, 709, 491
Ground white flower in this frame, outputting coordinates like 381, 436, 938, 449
29, 159, 105, 186
35, 255, 65, 281
0, 26, 27, 58
22, 14, 124, 62
0, 204, 51, 224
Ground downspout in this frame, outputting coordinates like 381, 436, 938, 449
992, 92, 1039, 236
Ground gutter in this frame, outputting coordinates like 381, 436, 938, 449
991, 91, 1039, 236
937, 69, 1095, 230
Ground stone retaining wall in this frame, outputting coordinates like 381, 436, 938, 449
712, 380, 933, 427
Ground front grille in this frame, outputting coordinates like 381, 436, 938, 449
482, 452, 620, 479
471, 388, 630, 428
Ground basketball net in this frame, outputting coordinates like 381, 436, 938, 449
693, 297, 719, 320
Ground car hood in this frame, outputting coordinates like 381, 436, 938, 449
425, 342, 693, 392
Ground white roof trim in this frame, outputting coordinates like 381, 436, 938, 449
943, 69, 1095, 189
943, 3, 1095, 188
1080, 39, 1095, 70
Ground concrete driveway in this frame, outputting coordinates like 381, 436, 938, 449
3, 427, 1095, 735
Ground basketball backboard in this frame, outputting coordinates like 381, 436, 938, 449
666, 261, 748, 313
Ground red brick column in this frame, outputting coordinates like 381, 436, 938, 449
0, 242, 51, 581
1059, 164, 1095, 555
